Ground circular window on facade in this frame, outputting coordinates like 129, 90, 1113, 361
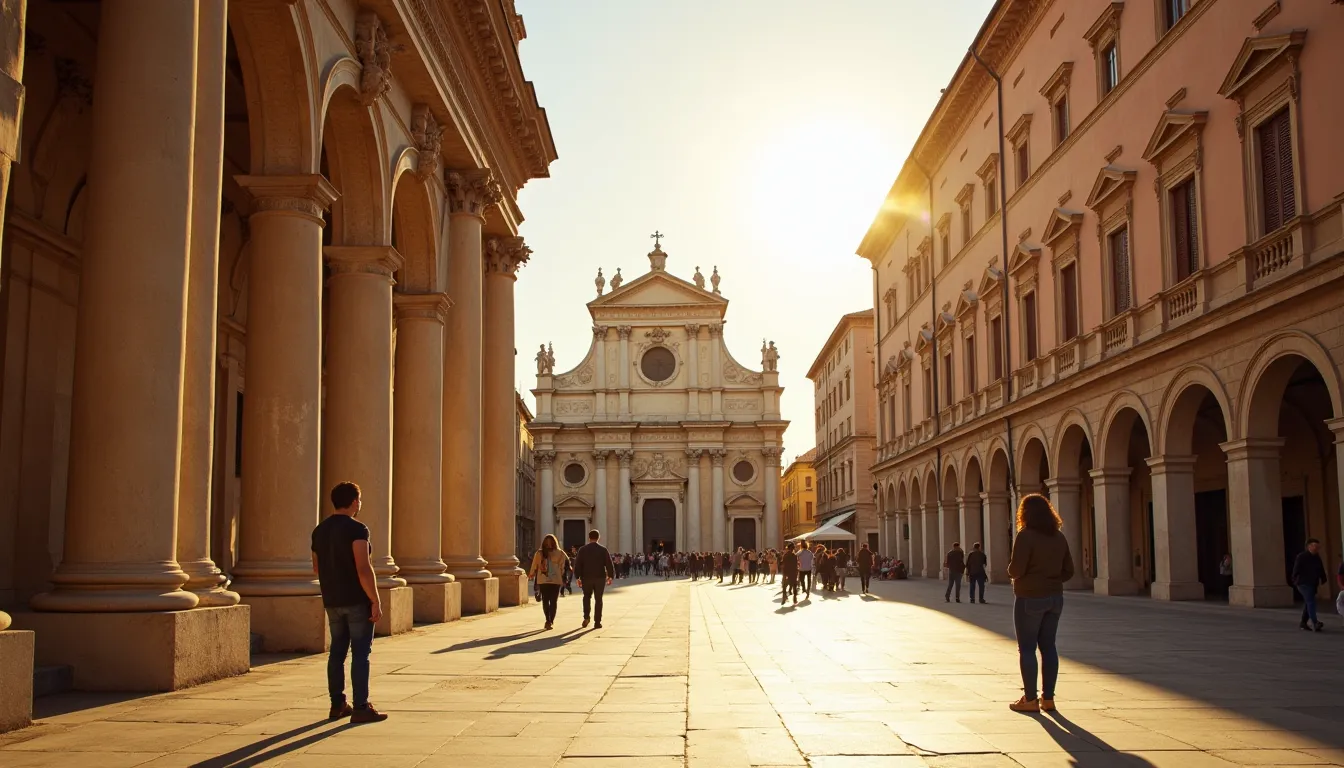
732, 460, 755, 483
640, 346, 676, 382
563, 462, 587, 485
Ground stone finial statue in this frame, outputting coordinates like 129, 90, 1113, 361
761, 338, 769, 365
693, 266, 706, 289
710, 266, 721, 294
536, 343, 552, 375
595, 267, 605, 296
648, 244, 667, 271
610, 267, 624, 290
765, 341, 780, 372
547, 342, 555, 373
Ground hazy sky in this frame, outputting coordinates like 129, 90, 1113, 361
513, 0, 996, 463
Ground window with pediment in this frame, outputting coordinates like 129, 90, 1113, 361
1043, 207, 1084, 343
1086, 166, 1137, 319
977, 155, 1000, 218
1143, 109, 1208, 286
1007, 114, 1033, 189
1009, 243, 1042, 362
936, 213, 952, 269
1218, 32, 1305, 241
1086, 3, 1124, 99
1040, 62, 1074, 148
977, 259, 1006, 381
955, 183, 975, 248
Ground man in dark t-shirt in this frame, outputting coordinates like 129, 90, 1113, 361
311, 481, 388, 723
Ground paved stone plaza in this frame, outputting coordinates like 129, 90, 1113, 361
1, 576, 1341, 767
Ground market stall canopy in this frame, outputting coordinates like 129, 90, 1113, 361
787, 510, 857, 542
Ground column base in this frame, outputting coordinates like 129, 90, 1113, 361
0, 630, 34, 732
375, 587, 414, 636
1092, 578, 1139, 596
244, 594, 328, 652
1229, 584, 1295, 608
10, 606, 249, 691
460, 577, 499, 615
411, 581, 462, 623
1151, 581, 1205, 601
1065, 576, 1092, 591
496, 572, 529, 607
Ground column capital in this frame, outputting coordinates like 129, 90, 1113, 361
710, 449, 727, 467
685, 323, 701, 336
444, 168, 501, 218
617, 325, 633, 340
955, 494, 980, 506
236, 174, 338, 220
1088, 467, 1133, 483
1145, 454, 1197, 474
483, 235, 530, 278
593, 325, 609, 340
685, 448, 704, 461
325, 245, 403, 278
980, 491, 1011, 503
923, 501, 939, 513
592, 449, 611, 462
617, 450, 634, 468
1219, 437, 1286, 460
535, 450, 556, 468
762, 447, 783, 467
707, 323, 723, 338
1044, 477, 1083, 492
394, 291, 452, 323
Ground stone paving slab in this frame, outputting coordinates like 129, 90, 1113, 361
1, 575, 1342, 766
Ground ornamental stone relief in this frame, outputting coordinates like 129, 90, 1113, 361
633, 452, 683, 480
555, 363, 594, 389
724, 398, 762, 412
722, 361, 762, 385
553, 400, 593, 415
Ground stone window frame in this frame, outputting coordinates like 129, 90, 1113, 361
954, 283, 979, 394
1155, 0, 1195, 39
955, 183, 975, 248
977, 259, 1006, 382
1043, 207, 1085, 344
934, 304, 956, 407
1008, 243, 1042, 362
882, 286, 899, 329
977, 154, 1001, 220
1040, 62, 1074, 149
730, 454, 759, 486
1007, 113, 1033, 189
1086, 166, 1138, 319
915, 326, 934, 419
1217, 31, 1306, 242
916, 235, 933, 281
633, 339, 683, 388
935, 213, 952, 269
1142, 109, 1210, 288
560, 455, 590, 489
1085, 2, 1125, 100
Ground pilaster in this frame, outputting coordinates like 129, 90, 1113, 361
1145, 456, 1204, 601
1221, 438, 1293, 607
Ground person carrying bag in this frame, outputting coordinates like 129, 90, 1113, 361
528, 534, 569, 630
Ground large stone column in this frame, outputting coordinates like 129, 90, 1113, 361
764, 448, 782, 549
1146, 455, 1203, 601
617, 326, 632, 419
442, 169, 499, 614
323, 246, 410, 635
1090, 469, 1138, 595
392, 292, 458, 623
939, 498, 959, 577
618, 450, 634, 553
179, 0, 237, 610
482, 237, 530, 607
593, 450, 610, 541
1046, 478, 1088, 590
1329, 419, 1344, 573
709, 324, 724, 418
922, 503, 940, 577
711, 450, 727, 550
907, 507, 923, 576
1222, 438, 1293, 607
593, 326, 608, 419
958, 495, 984, 553
537, 451, 556, 540
227, 173, 337, 654
23, 0, 249, 687
982, 492, 1012, 583
684, 450, 702, 551
686, 324, 701, 417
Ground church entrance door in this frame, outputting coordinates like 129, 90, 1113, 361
643, 498, 676, 554
733, 517, 757, 550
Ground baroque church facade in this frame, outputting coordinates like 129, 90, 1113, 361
531, 244, 786, 554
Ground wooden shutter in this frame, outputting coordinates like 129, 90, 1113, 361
1275, 110, 1295, 226
1111, 227, 1131, 312
1023, 292, 1038, 361
1259, 109, 1294, 234
990, 316, 1003, 380
1173, 180, 1193, 281
1061, 263, 1078, 340
965, 335, 977, 393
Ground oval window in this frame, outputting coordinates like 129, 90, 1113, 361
733, 460, 754, 483
563, 463, 587, 485
641, 347, 676, 382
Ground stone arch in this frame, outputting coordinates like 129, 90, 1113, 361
1050, 409, 1094, 479
897, 478, 909, 512
923, 466, 939, 504
390, 161, 440, 292
1097, 390, 1154, 469
941, 462, 959, 506
228, 2, 319, 174
1016, 425, 1051, 491
962, 450, 984, 497
319, 65, 389, 246
1158, 364, 1235, 456
1239, 331, 1344, 439
986, 444, 1011, 493
909, 475, 922, 509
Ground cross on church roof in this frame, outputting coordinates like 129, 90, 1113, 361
650, 230, 664, 247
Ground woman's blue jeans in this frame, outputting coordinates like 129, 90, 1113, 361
1013, 594, 1063, 699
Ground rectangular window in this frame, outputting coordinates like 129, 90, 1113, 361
986, 178, 998, 216
1023, 291, 1039, 362
1257, 108, 1295, 235
903, 381, 912, 428
923, 367, 933, 418
1109, 226, 1132, 313
805, 477, 812, 489
847, 416, 852, 436
805, 501, 813, 517
1101, 43, 1119, 95
989, 315, 1003, 381
939, 233, 950, 267
961, 205, 972, 243
942, 351, 954, 405
965, 334, 977, 394
1171, 178, 1199, 281
1016, 141, 1030, 186
1165, 0, 1190, 30
1053, 97, 1070, 146
1060, 262, 1079, 341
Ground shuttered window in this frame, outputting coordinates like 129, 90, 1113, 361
942, 352, 954, 404
1257, 108, 1295, 235
989, 316, 1003, 380
965, 334, 977, 393
1060, 262, 1079, 341
1171, 178, 1199, 281
923, 367, 933, 417
1023, 291, 1039, 362
1109, 226, 1131, 313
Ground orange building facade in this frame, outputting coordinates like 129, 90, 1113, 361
860, 0, 1343, 608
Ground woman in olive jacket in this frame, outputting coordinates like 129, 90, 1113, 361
1006, 494, 1074, 714
528, 534, 570, 630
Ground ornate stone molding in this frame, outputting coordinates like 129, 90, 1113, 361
618, 326, 634, 340
355, 11, 397, 106
325, 245, 404, 277
592, 449, 611, 462
707, 324, 722, 338
685, 323, 700, 336
710, 449, 727, 467
411, 105, 443, 179
394, 291, 452, 322
237, 174, 339, 221
534, 450, 556, 469
684, 448, 704, 461
592, 325, 608, 340
484, 236, 530, 276
445, 169, 502, 217
616, 450, 634, 468
761, 447, 783, 467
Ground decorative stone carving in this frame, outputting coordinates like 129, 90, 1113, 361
685, 323, 700, 337
445, 169, 501, 217
693, 266, 706, 289
617, 450, 634, 468
595, 267, 605, 296
648, 243, 668, 271
355, 12, 398, 106
645, 327, 669, 343
555, 363, 594, 389
536, 343, 555, 375
554, 400, 593, 415
593, 325, 608, 340
710, 266, 721, 294
592, 449, 611, 462
710, 449, 727, 467
722, 361, 762, 385
535, 450, 556, 468
685, 448, 704, 461
724, 398, 762, 412
610, 268, 624, 290
410, 105, 443, 179
707, 324, 722, 338
761, 340, 780, 372
619, 326, 634, 341
634, 452, 682, 480
761, 447, 783, 467
484, 236, 530, 276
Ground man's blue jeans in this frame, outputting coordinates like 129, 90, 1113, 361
1298, 584, 1319, 625
1013, 594, 1064, 699
327, 605, 374, 708
968, 575, 987, 601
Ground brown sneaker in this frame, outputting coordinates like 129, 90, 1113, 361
350, 704, 389, 724
1040, 697, 1056, 712
1009, 696, 1040, 713
328, 702, 353, 720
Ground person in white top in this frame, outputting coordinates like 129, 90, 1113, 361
796, 544, 815, 597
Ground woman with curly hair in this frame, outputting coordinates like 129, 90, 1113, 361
1007, 493, 1074, 714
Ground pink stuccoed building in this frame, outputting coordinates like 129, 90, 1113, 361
858, 0, 1343, 609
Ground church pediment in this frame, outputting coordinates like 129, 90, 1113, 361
589, 269, 726, 316
554, 493, 594, 509
726, 492, 765, 508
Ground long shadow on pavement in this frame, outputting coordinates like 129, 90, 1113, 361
190, 719, 354, 768
1036, 711, 1158, 767
434, 629, 543, 654
486, 628, 586, 658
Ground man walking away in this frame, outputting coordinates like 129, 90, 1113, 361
312, 481, 388, 723
835, 547, 850, 592
966, 542, 988, 603
1292, 538, 1327, 632
797, 543, 814, 596
780, 543, 800, 605
945, 542, 966, 603
857, 543, 874, 594
575, 529, 615, 629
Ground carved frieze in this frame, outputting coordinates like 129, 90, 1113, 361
722, 361, 762, 385
724, 398, 762, 412
410, 105, 444, 179
554, 364, 594, 389
553, 399, 593, 415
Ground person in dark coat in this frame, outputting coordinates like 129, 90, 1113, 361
573, 529, 615, 629
780, 543, 800, 605
1292, 538, 1327, 632
944, 542, 966, 603
856, 543, 874, 594
966, 542, 989, 603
